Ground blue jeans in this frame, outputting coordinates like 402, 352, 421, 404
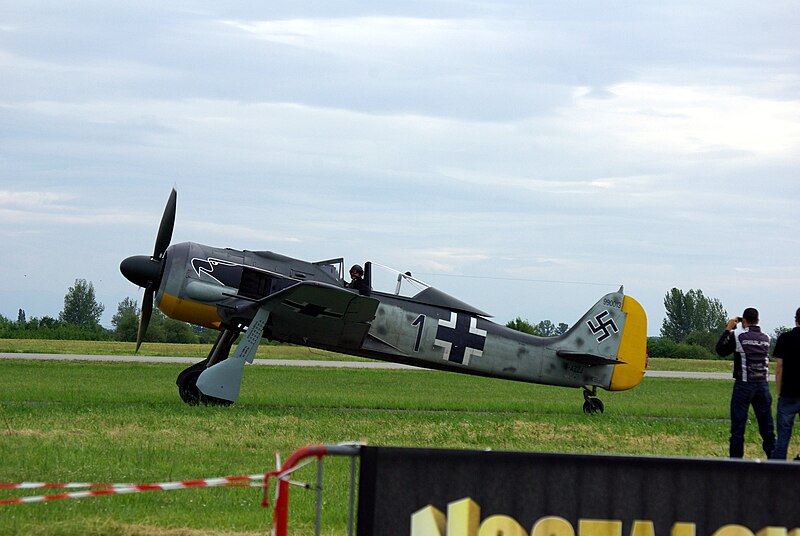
729, 380, 775, 458
770, 396, 800, 460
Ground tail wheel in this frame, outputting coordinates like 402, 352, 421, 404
582, 398, 604, 414
582, 386, 604, 414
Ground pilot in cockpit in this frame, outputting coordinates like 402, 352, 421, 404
346, 264, 371, 296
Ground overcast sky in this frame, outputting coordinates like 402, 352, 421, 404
1, 1, 799, 336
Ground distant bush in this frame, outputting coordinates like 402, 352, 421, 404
647, 336, 719, 360
0, 314, 112, 341
1, 311, 218, 344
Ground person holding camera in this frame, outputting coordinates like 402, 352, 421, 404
769, 307, 800, 460
715, 307, 775, 458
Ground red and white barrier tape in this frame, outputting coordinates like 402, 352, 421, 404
0, 482, 131, 490
0, 474, 267, 506
2, 452, 320, 507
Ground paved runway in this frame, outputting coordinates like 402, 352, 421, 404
0, 353, 737, 379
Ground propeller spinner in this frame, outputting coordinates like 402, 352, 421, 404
120, 188, 177, 351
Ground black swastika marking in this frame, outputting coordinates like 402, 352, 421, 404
586, 310, 619, 342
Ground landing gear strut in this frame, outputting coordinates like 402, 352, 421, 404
582, 386, 604, 414
176, 328, 239, 406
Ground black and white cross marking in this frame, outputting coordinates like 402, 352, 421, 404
434, 312, 487, 365
586, 310, 619, 343
282, 299, 343, 319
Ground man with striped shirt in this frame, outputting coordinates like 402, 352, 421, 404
715, 307, 775, 458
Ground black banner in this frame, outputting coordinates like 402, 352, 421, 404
357, 446, 800, 536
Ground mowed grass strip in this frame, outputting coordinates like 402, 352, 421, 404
0, 339, 362, 361
0, 358, 788, 536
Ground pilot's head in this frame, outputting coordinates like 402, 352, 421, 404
350, 264, 364, 279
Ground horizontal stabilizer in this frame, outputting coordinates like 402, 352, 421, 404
556, 350, 626, 366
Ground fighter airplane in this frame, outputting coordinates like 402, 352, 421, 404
120, 189, 647, 413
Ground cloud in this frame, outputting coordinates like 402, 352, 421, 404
567, 83, 800, 157
182, 219, 301, 244
0, 190, 149, 228
0, 208, 141, 226
407, 248, 492, 273
0, 190, 75, 207
221, 17, 531, 61
1, 3, 798, 334
436, 166, 659, 198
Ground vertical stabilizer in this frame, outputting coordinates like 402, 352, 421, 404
555, 289, 647, 391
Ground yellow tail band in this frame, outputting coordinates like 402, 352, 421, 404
609, 295, 647, 391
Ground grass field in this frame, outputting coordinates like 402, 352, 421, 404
0, 343, 789, 535
0, 339, 358, 361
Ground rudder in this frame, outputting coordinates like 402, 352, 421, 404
609, 295, 647, 390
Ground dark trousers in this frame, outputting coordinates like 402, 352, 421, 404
730, 380, 775, 458
770, 396, 800, 460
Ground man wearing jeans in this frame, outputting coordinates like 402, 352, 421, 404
770, 308, 800, 460
715, 307, 775, 458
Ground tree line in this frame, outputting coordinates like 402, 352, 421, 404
0, 279, 217, 344
2, 279, 792, 358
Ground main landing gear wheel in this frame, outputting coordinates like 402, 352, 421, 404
176, 359, 232, 407
582, 386, 604, 414
176, 328, 239, 406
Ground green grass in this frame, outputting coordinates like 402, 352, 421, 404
0, 348, 788, 535
0, 339, 363, 361
0, 363, 785, 535
647, 357, 733, 372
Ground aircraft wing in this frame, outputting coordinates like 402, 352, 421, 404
258, 281, 380, 349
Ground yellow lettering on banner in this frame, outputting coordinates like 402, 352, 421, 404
630, 521, 655, 536
448, 498, 481, 536
532, 516, 576, 536
758, 528, 788, 536
411, 505, 446, 536
407, 498, 796, 536
672, 523, 696, 536
712, 526, 755, 536
478, 515, 528, 536
580, 519, 623, 536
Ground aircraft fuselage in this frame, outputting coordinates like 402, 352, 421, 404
153, 241, 645, 394
120, 188, 647, 409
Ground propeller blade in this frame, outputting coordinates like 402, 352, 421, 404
153, 188, 176, 260
136, 290, 154, 352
